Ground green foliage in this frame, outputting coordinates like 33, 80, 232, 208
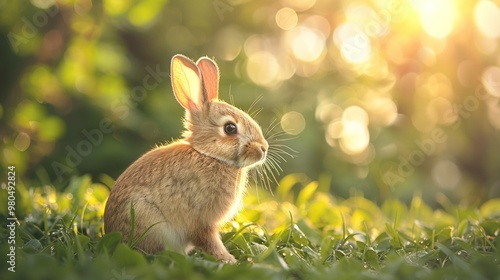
1, 174, 499, 279
2, 0, 500, 206
3, 0, 499, 278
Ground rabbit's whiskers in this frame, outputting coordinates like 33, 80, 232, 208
249, 118, 297, 195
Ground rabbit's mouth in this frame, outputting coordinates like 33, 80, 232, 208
238, 140, 268, 168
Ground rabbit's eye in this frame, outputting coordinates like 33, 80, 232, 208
224, 122, 238, 135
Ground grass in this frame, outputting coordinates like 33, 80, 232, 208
1, 173, 500, 279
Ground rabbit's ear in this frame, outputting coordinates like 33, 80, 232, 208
197, 57, 219, 102
171, 54, 203, 111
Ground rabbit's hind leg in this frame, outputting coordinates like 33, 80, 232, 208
190, 226, 236, 263
132, 199, 186, 254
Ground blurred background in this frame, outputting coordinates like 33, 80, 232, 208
1, 0, 500, 206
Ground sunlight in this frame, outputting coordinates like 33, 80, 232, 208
316, 102, 343, 123
474, 1, 500, 38
214, 27, 244, 61
432, 159, 461, 190
342, 105, 369, 126
411, 0, 456, 39
327, 120, 343, 139
365, 97, 398, 126
482, 66, 500, 98
6, 0, 500, 275
339, 106, 370, 155
104, 0, 131, 16
14, 132, 30, 152
31, 0, 56, 9
340, 120, 369, 155
128, 0, 165, 27
281, 111, 306, 135
487, 101, 500, 129
280, 0, 316, 12
276, 7, 298, 30
334, 22, 372, 65
246, 51, 280, 87
288, 25, 325, 62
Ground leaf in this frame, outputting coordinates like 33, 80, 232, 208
296, 219, 322, 244
409, 194, 434, 220
436, 243, 486, 280
480, 199, 500, 218
435, 227, 453, 244
456, 219, 470, 237
480, 220, 500, 236
249, 242, 268, 256
279, 248, 305, 267
374, 232, 391, 252
96, 232, 122, 254
385, 223, 402, 247
382, 198, 408, 228
78, 234, 90, 248
364, 248, 379, 269
24, 239, 42, 252
39, 116, 65, 141
66, 175, 93, 203
276, 174, 301, 201
296, 181, 318, 207
291, 224, 309, 247
334, 249, 347, 260
73, 234, 91, 263
112, 243, 147, 267
376, 239, 391, 252
256, 232, 282, 263
453, 238, 483, 258
320, 236, 335, 262
356, 241, 366, 251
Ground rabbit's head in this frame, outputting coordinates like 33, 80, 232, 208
171, 54, 268, 168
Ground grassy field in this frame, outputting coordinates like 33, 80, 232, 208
1, 174, 500, 279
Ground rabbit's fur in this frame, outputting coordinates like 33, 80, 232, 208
104, 55, 268, 263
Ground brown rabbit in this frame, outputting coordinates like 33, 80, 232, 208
104, 54, 268, 263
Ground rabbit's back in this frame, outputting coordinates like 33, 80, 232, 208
104, 141, 246, 252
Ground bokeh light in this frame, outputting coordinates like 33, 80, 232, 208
214, 26, 244, 61
276, 7, 298, 30
365, 96, 398, 127
3, 0, 500, 206
342, 105, 369, 126
14, 132, 31, 152
246, 51, 280, 87
31, 0, 56, 9
411, 0, 456, 39
432, 159, 462, 190
281, 111, 306, 135
482, 66, 500, 98
474, 1, 500, 39
288, 25, 325, 62
339, 120, 370, 155
334, 22, 372, 65
279, 0, 316, 12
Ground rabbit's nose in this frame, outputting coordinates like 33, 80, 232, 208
260, 145, 267, 153
260, 141, 268, 153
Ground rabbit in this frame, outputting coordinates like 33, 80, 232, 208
104, 54, 269, 263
